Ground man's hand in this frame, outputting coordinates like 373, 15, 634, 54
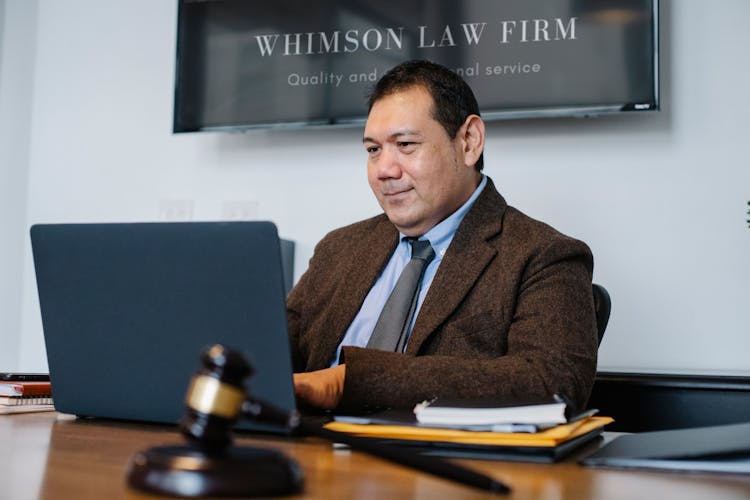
293, 364, 346, 410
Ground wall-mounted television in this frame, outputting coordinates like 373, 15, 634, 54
173, 0, 659, 132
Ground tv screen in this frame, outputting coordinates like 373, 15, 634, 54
174, 0, 659, 132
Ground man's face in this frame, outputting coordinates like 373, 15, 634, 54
363, 85, 481, 237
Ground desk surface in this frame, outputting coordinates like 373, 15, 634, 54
2, 412, 749, 500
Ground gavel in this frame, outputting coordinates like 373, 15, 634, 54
126, 344, 303, 497
126, 344, 509, 497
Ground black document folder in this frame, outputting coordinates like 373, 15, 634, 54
380, 429, 605, 463
581, 421, 750, 474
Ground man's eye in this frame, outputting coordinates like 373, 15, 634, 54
366, 145, 380, 154
398, 142, 417, 150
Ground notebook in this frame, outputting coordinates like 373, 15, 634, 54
30, 221, 297, 433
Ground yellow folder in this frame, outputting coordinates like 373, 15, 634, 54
324, 415, 613, 448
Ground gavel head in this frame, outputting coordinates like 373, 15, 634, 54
179, 344, 252, 453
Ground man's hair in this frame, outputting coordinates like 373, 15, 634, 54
367, 59, 484, 171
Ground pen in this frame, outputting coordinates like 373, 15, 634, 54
490, 423, 540, 433
306, 422, 511, 494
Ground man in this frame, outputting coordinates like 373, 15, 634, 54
288, 60, 597, 414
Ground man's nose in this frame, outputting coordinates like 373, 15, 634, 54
375, 146, 402, 179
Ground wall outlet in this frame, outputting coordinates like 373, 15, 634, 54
221, 200, 259, 221
158, 199, 194, 221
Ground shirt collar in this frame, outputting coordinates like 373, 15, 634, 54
400, 175, 487, 259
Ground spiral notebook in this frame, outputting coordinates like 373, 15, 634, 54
0, 395, 54, 414
30, 221, 297, 433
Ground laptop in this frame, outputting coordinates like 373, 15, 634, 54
30, 221, 297, 433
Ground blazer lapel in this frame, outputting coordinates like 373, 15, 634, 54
313, 217, 398, 365
406, 180, 507, 353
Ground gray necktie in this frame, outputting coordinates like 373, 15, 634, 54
367, 238, 435, 352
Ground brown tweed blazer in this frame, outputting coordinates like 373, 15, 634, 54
286, 178, 597, 413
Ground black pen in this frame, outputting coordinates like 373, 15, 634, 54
306, 422, 511, 494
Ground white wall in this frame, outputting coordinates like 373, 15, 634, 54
0, 0, 36, 370
3, 1, 749, 375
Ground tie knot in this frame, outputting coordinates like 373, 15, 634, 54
408, 238, 435, 263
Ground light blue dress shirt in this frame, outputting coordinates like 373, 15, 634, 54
331, 175, 488, 365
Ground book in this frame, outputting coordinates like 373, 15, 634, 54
413, 395, 570, 427
325, 415, 613, 462
581, 421, 750, 474
0, 381, 52, 397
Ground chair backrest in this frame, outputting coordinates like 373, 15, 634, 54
592, 283, 611, 346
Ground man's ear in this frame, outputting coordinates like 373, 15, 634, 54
459, 114, 485, 168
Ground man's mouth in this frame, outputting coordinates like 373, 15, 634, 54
383, 187, 412, 197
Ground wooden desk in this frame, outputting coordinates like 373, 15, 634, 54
2, 412, 749, 500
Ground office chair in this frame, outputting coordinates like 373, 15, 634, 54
592, 283, 611, 346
